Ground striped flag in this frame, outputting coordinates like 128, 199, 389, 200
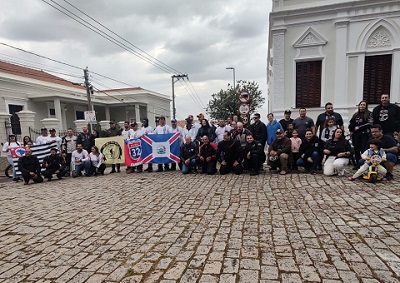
10, 142, 59, 175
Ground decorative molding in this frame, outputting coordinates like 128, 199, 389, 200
367, 28, 392, 48
293, 27, 328, 48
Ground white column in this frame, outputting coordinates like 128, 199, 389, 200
391, 50, 400, 102
0, 113, 11, 145
61, 104, 68, 130
271, 27, 286, 110
53, 98, 62, 130
16, 110, 35, 139
356, 53, 366, 102
334, 20, 349, 107
105, 106, 110, 121
135, 105, 140, 123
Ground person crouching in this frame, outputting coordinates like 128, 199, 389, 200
17, 147, 43, 185
42, 148, 66, 181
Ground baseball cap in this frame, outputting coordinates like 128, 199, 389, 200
171, 118, 177, 122
41, 127, 47, 131
109, 120, 116, 124
49, 128, 56, 132
284, 109, 292, 114
197, 113, 204, 118
276, 129, 284, 134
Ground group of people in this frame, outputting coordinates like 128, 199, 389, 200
266, 94, 399, 180
3, 93, 399, 183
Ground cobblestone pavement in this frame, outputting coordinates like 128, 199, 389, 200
0, 166, 399, 283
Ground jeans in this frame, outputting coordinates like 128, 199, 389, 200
73, 161, 89, 177
297, 151, 321, 171
7, 155, 17, 179
182, 159, 197, 174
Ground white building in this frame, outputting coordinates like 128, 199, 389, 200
267, 0, 400, 122
0, 60, 171, 141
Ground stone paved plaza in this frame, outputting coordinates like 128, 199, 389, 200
0, 166, 399, 283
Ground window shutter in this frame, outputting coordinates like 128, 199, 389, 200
296, 61, 322, 108
363, 54, 392, 104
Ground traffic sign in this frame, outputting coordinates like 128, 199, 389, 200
84, 111, 96, 123
239, 91, 250, 103
239, 103, 250, 115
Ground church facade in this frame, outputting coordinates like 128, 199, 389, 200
267, 0, 400, 122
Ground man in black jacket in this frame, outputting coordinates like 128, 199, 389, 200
249, 113, 267, 147
180, 136, 198, 174
243, 134, 266, 175
42, 148, 66, 181
296, 129, 324, 174
217, 131, 242, 175
198, 136, 218, 175
76, 126, 94, 152
18, 147, 43, 185
372, 94, 400, 136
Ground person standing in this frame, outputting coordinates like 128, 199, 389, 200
316, 102, 344, 137
153, 116, 173, 172
266, 113, 283, 146
18, 147, 43, 185
349, 100, 373, 164
2, 134, 21, 181
76, 126, 94, 153
372, 94, 400, 136
106, 120, 122, 173
36, 128, 51, 145
292, 108, 316, 139
279, 109, 294, 132
214, 118, 232, 144
249, 113, 267, 146
62, 128, 77, 176
121, 121, 134, 138
48, 128, 62, 151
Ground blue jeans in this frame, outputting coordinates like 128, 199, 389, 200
297, 151, 321, 171
74, 161, 90, 177
182, 159, 197, 174
7, 155, 17, 179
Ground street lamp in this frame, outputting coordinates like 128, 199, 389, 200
226, 67, 235, 89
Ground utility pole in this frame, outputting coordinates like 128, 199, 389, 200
84, 67, 93, 131
84, 67, 92, 111
171, 74, 188, 120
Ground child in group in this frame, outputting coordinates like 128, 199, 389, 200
348, 138, 386, 181
290, 129, 302, 170
285, 123, 294, 138
321, 116, 339, 143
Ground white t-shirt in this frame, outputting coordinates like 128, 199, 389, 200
2, 141, 21, 157
36, 135, 51, 145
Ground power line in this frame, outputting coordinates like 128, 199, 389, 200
0, 41, 82, 70
41, 0, 175, 74
40, 0, 205, 115
62, 0, 183, 75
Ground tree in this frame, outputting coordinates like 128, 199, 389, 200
206, 80, 265, 120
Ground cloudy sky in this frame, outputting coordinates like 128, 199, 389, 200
0, 0, 272, 120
